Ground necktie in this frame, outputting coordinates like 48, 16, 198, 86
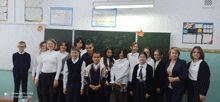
139, 66, 143, 79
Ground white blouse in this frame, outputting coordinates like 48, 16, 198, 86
146, 57, 155, 72
63, 57, 86, 89
35, 50, 62, 80
99, 57, 115, 70
110, 58, 130, 85
127, 52, 140, 82
32, 53, 41, 77
57, 51, 69, 73
80, 49, 87, 57
137, 63, 147, 81
188, 59, 203, 81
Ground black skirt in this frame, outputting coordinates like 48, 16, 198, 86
188, 79, 202, 102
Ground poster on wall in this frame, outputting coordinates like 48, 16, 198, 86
182, 22, 213, 44
92, 8, 117, 27
50, 7, 73, 26
25, 0, 43, 22
0, 0, 8, 21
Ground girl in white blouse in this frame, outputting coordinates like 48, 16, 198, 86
74, 37, 87, 57
144, 47, 155, 71
99, 47, 115, 102
110, 49, 129, 102
31, 41, 46, 102
187, 46, 210, 102
34, 39, 62, 102
57, 41, 69, 102
127, 42, 140, 102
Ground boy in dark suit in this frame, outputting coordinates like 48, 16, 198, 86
12, 41, 31, 102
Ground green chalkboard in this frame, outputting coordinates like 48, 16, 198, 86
45, 29, 72, 53
137, 32, 170, 61
75, 30, 136, 59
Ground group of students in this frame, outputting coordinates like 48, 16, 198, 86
12, 37, 210, 102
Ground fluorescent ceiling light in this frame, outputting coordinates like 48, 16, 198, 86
93, 1, 155, 9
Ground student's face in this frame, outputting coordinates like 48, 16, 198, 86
92, 54, 101, 64
154, 51, 162, 61
77, 40, 83, 49
71, 50, 80, 60
131, 44, 139, 53
170, 50, 179, 60
119, 51, 124, 59
85, 44, 94, 54
17, 43, 26, 52
60, 43, 67, 52
106, 49, 112, 58
139, 54, 147, 64
144, 49, 150, 58
192, 48, 201, 60
40, 43, 47, 52
47, 41, 55, 50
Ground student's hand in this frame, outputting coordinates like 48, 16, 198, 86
32, 77, 35, 82
185, 90, 188, 96
168, 77, 175, 83
117, 82, 122, 88
80, 89, 84, 95
89, 84, 96, 90
94, 84, 101, 91
34, 79, 39, 87
107, 83, 112, 86
200, 94, 205, 101
130, 91, 133, 96
53, 80, 59, 88
145, 94, 150, 98
156, 88, 160, 93
63, 88, 67, 94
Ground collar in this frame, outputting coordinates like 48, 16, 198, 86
18, 51, 25, 54
147, 57, 152, 61
72, 57, 79, 63
131, 52, 138, 56
139, 63, 147, 68
59, 50, 67, 54
93, 63, 100, 67
156, 59, 161, 63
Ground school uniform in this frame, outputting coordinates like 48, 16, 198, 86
146, 57, 155, 72
85, 63, 107, 102
152, 60, 166, 102
127, 52, 139, 102
32, 53, 42, 102
63, 57, 86, 102
57, 51, 69, 102
100, 57, 115, 102
187, 60, 210, 102
80, 52, 93, 102
82, 52, 94, 66
130, 63, 153, 102
12, 52, 31, 102
164, 58, 188, 102
35, 50, 62, 102
110, 58, 130, 102
80, 49, 87, 57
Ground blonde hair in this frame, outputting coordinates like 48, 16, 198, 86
18, 41, 26, 47
46, 38, 57, 50
169, 47, 180, 57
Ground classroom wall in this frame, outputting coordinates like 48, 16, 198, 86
1, 0, 220, 101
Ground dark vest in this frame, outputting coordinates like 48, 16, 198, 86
67, 58, 83, 83
90, 65, 100, 85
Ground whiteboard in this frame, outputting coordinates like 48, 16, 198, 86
0, 24, 44, 71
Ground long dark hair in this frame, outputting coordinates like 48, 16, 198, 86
103, 47, 114, 70
74, 37, 85, 50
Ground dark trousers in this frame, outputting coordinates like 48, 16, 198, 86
58, 75, 66, 102
152, 86, 165, 102
79, 85, 88, 102
133, 81, 150, 102
35, 73, 43, 102
187, 80, 202, 102
127, 82, 133, 102
165, 88, 184, 102
13, 73, 28, 102
39, 72, 58, 102
103, 86, 112, 102
88, 88, 102, 102
113, 85, 127, 102
66, 82, 81, 102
